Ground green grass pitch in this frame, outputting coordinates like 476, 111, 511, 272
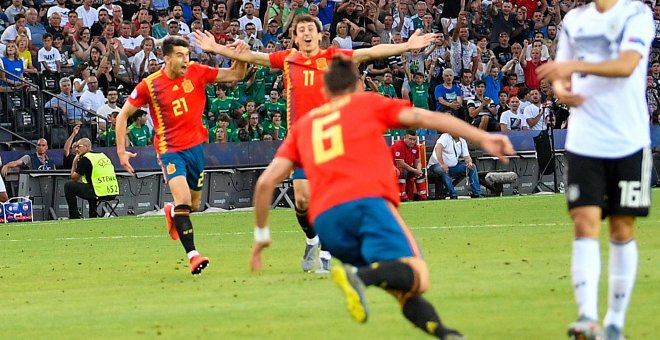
1, 192, 659, 339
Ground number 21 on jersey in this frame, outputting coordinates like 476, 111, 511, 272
172, 97, 189, 116
312, 111, 345, 164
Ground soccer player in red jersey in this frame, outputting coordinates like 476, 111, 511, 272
194, 14, 438, 272
248, 57, 515, 338
115, 36, 248, 275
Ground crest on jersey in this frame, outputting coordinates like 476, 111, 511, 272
182, 79, 194, 93
167, 163, 176, 175
316, 58, 328, 70
395, 152, 400, 157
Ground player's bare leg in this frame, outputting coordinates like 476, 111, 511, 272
568, 206, 603, 339
294, 179, 330, 272
333, 257, 464, 339
168, 176, 208, 275
602, 215, 637, 340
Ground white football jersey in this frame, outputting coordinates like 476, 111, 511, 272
556, 0, 654, 158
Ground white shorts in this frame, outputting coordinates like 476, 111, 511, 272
0, 175, 6, 193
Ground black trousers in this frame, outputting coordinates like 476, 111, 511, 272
64, 181, 98, 219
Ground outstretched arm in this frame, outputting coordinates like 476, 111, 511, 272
398, 107, 515, 161
193, 30, 272, 67
352, 29, 437, 63
251, 156, 295, 272
116, 101, 140, 173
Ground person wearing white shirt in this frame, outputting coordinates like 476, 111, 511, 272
79, 76, 107, 111
117, 22, 138, 61
75, 0, 99, 28
523, 89, 547, 130
535, 1, 654, 339
427, 132, 482, 198
131, 37, 158, 82
1, 14, 32, 44
47, 0, 70, 27
38, 33, 61, 73
499, 95, 528, 131
238, 2, 263, 38
96, 87, 120, 132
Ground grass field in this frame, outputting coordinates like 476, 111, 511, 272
1, 192, 659, 339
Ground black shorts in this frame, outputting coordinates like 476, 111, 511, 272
566, 148, 652, 217
471, 115, 499, 132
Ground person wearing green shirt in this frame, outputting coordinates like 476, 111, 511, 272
377, 72, 398, 98
409, 72, 430, 110
127, 110, 153, 146
266, 0, 291, 28
263, 89, 287, 123
246, 64, 269, 105
100, 112, 118, 147
209, 85, 240, 124
262, 111, 287, 140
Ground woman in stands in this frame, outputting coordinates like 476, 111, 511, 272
214, 126, 228, 143
16, 34, 37, 75
71, 62, 90, 98
72, 27, 92, 67
87, 45, 103, 76
0, 42, 24, 86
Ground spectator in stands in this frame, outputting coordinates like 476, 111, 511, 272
76, 0, 99, 28
499, 95, 527, 131
97, 86, 120, 130
489, 0, 515, 48
5, 0, 27, 24
100, 111, 119, 146
45, 77, 84, 122
262, 110, 286, 140
519, 44, 545, 90
152, 10, 169, 39
72, 28, 92, 66
128, 110, 152, 146
133, 20, 152, 47
243, 22, 264, 51
170, 5, 190, 35
1, 139, 56, 177
332, 21, 353, 49
71, 63, 90, 98
90, 9, 111, 37
16, 34, 37, 75
105, 38, 133, 88
63, 125, 81, 169
26, 8, 46, 50
38, 33, 61, 74
435, 68, 463, 117
523, 89, 548, 131
391, 129, 427, 201
427, 132, 482, 199
118, 21, 138, 60
1, 13, 31, 44
46, 12, 64, 36
47, 0, 70, 28
469, 80, 499, 131
458, 68, 476, 102
493, 31, 513, 67
214, 126, 228, 143
246, 111, 263, 141
53, 33, 74, 76
406, 70, 431, 110
0, 41, 24, 85
63, 10, 81, 39
131, 37, 157, 82
64, 137, 119, 219
450, 12, 479, 77
80, 75, 106, 112
482, 57, 503, 104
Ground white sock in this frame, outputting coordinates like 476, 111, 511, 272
572, 238, 601, 321
306, 236, 319, 246
319, 250, 331, 260
604, 240, 638, 330
187, 250, 200, 259
170, 203, 176, 217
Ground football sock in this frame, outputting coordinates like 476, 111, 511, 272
402, 295, 452, 338
187, 250, 200, 260
357, 261, 414, 291
295, 207, 316, 239
173, 205, 196, 254
319, 250, 331, 261
572, 238, 601, 321
604, 239, 638, 329
306, 235, 319, 246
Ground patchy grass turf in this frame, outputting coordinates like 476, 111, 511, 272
1, 192, 659, 339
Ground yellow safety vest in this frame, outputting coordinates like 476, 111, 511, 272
81, 152, 119, 197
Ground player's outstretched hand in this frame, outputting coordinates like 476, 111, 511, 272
250, 240, 272, 272
479, 134, 516, 164
118, 151, 137, 174
407, 29, 437, 50
192, 30, 218, 53
536, 60, 573, 82
230, 39, 250, 54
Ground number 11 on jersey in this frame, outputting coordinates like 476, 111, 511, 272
303, 70, 315, 86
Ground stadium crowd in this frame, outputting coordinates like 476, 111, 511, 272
0, 0, 659, 146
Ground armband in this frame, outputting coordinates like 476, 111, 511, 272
254, 226, 271, 242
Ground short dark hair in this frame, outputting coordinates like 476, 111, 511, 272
162, 36, 189, 56
106, 86, 118, 94
405, 129, 417, 136
43, 32, 53, 41
323, 56, 360, 96
292, 14, 322, 35
135, 109, 147, 117
474, 80, 485, 87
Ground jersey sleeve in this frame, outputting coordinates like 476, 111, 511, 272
274, 124, 302, 166
370, 93, 411, 129
268, 50, 290, 70
127, 80, 151, 108
619, 5, 654, 57
190, 62, 220, 84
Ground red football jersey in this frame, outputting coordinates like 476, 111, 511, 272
391, 140, 421, 167
276, 92, 412, 220
128, 62, 218, 154
269, 47, 354, 127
